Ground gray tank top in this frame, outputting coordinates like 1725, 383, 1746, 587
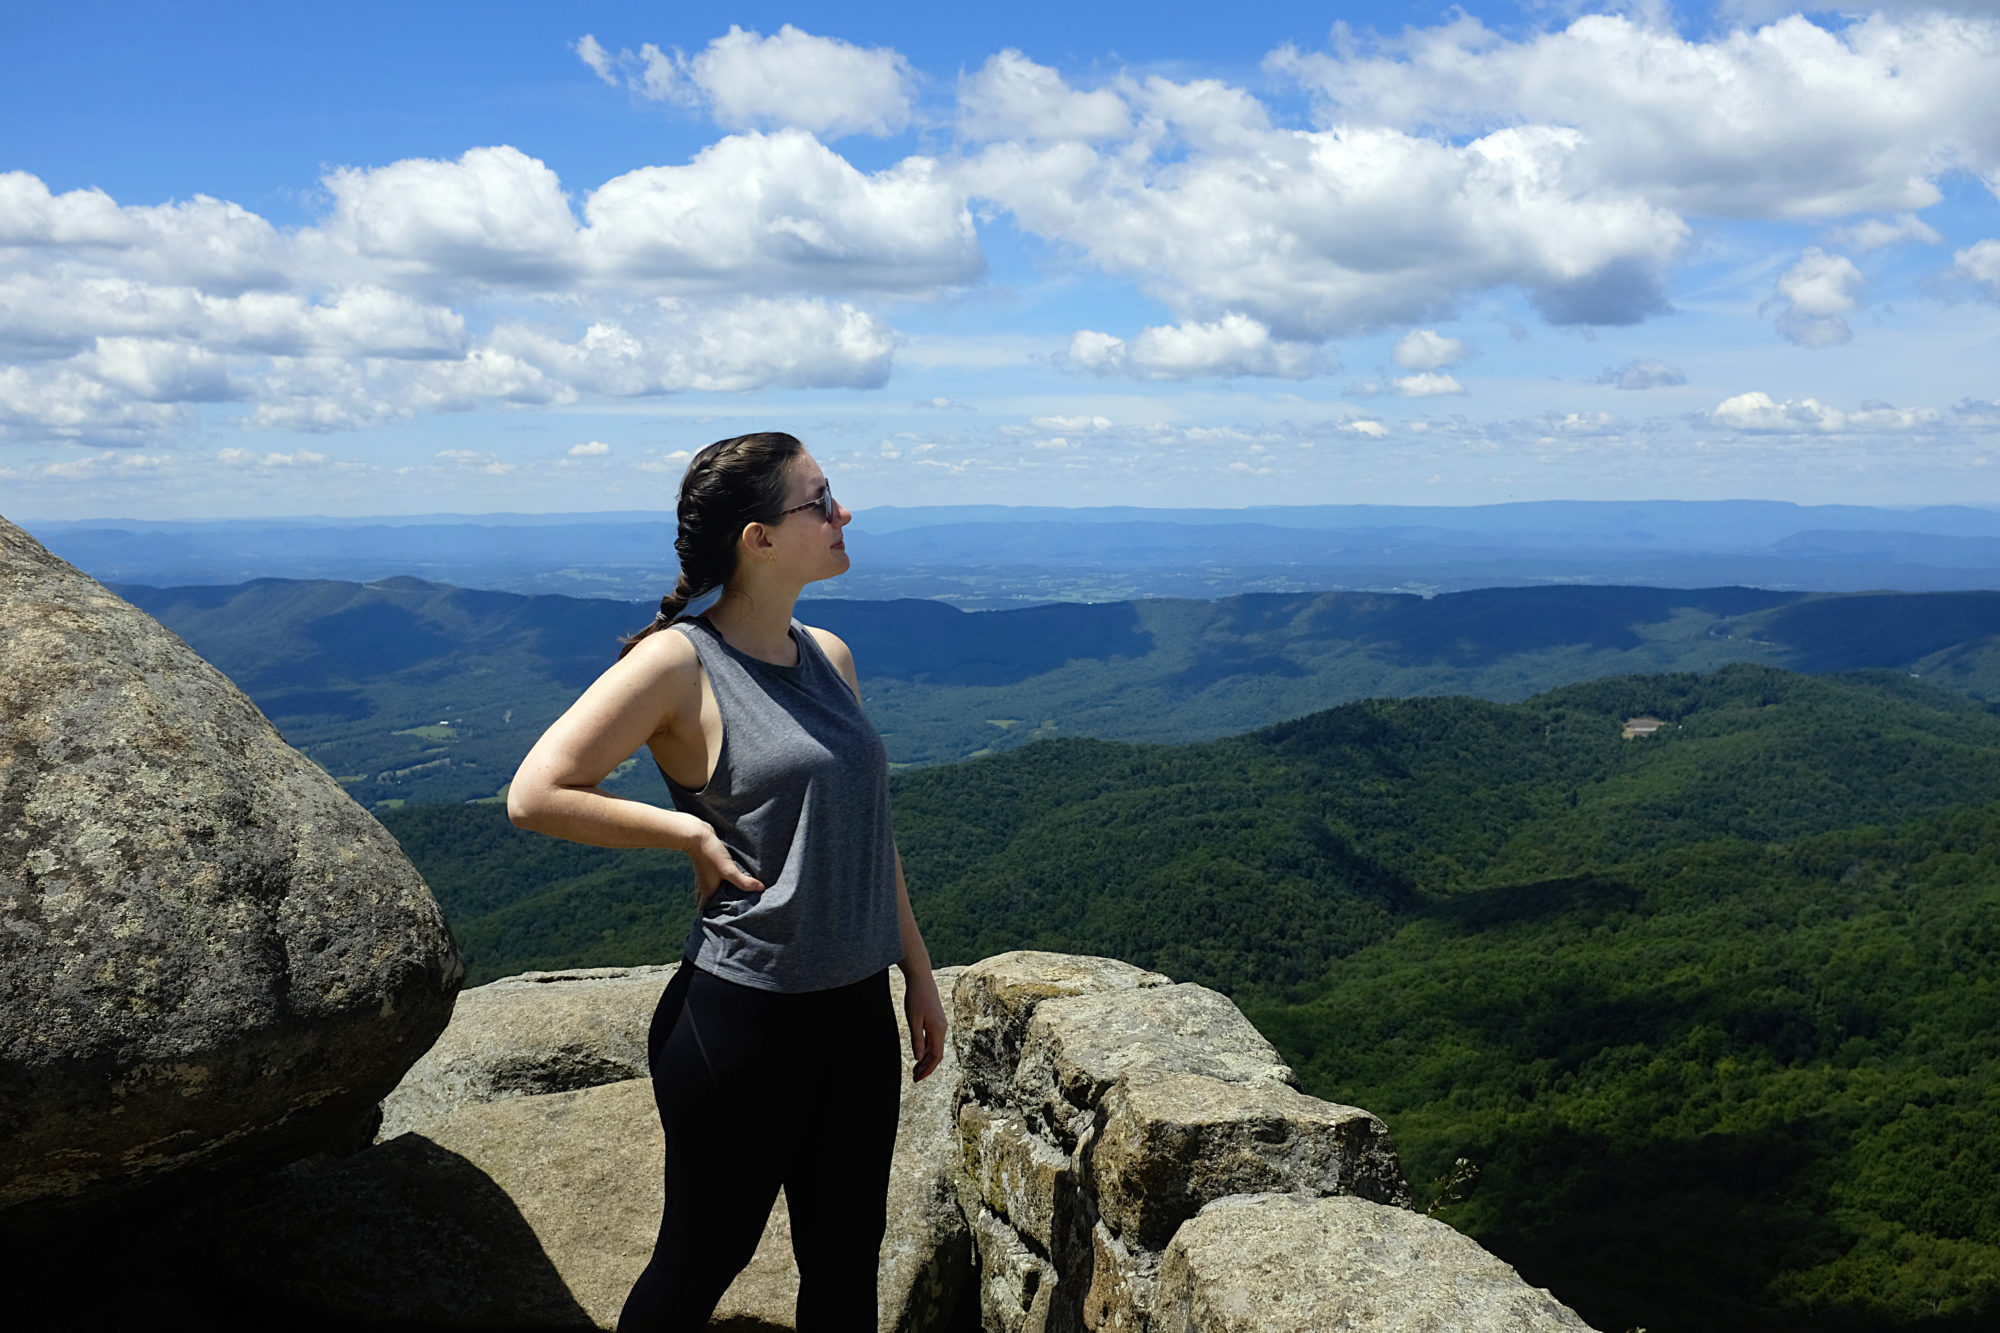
664, 616, 904, 993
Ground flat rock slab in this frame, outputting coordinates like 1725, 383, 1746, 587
0, 516, 461, 1224
380, 964, 677, 1139
191, 1131, 604, 1329
208, 964, 971, 1330
192, 1078, 789, 1330
417, 1077, 671, 1327
1155, 1193, 1601, 1333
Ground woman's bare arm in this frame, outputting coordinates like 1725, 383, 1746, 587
508, 630, 763, 899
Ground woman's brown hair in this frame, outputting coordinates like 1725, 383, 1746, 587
618, 431, 805, 659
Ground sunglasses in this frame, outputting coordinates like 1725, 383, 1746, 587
772, 484, 837, 524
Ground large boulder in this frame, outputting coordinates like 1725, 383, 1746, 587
408, 1078, 665, 1327
0, 516, 462, 1225
186, 1124, 604, 1329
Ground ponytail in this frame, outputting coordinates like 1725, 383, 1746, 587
619, 571, 705, 660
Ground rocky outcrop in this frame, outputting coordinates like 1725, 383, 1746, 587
1155, 1193, 1597, 1333
951, 951, 1596, 1333
0, 516, 462, 1225
22, 931, 1601, 1331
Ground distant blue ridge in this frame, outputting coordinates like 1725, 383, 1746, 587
17, 500, 2000, 604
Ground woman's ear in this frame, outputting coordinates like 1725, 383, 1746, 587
739, 521, 776, 558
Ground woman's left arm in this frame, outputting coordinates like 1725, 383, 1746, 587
892, 850, 948, 1082
811, 627, 950, 1083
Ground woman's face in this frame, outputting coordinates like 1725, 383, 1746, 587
760, 451, 853, 584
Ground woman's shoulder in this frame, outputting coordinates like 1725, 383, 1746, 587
798, 623, 860, 692
620, 619, 705, 678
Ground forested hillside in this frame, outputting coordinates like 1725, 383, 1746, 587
120, 576, 2000, 806
384, 664, 2000, 1332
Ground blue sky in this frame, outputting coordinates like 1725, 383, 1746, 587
3, 1, 1998, 518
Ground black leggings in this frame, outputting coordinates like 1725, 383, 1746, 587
617, 961, 903, 1333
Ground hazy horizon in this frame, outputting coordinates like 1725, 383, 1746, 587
20, 496, 2000, 528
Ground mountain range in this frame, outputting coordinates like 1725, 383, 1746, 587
111, 575, 2000, 809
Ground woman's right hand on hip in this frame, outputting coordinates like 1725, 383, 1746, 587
689, 830, 765, 908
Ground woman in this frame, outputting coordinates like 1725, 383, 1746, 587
507, 431, 949, 1332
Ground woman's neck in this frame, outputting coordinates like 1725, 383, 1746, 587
706, 579, 803, 665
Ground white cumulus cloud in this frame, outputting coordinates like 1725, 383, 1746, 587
486, 297, 895, 396
1545, 411, 1625, 436
0, 362, 192, 442
692, 26, 914, 138
1393, 372, 1467, 397
574, 35, 617, 85
1711, 391, 1847, 432
319, 146, 580, 286
1773, 247, 1863, 347
24, 449, 175, 480
575, 26, 915, 139
581, 130, 979, 294
0, 145, 946, 443
958, 51, 1132, 142
1392, 329, 1467, 371
1068, 315, 1328, 380
0, 171, 289, 291
970, 109, 1687, 339
1830, 213, 1943, 252
1270, 13, 2000, 221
